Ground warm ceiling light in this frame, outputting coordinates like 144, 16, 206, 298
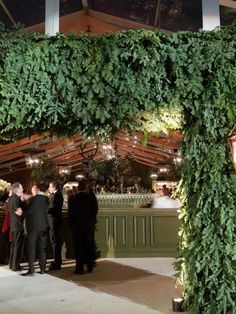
25, 155, 42, 168
75, 174, 84, 179
173, 156, 182, 163
150, 173, 158, 178
159, 168, 168, 173
58, 165, 71, 176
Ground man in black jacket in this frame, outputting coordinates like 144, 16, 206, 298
22, 183, 49, 276
68, 178, 97, 274
48, 181, 64, 270
8, 182, 24, 272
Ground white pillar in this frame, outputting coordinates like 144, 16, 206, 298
233, 141, 236, 168
202, 0, 220, 30
45, 0, 59, 36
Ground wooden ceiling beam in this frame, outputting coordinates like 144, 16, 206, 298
50, 142, 99, 163
87, 15, 122, 34
132, 157, 159, 169
0, 151, 23, 161
116, 140, 172, 159
220, 0, 236, 9
0, 166, 29, 177
0, 134, 46, 153
0, 157, 25, 170
132, 154, 159, 166
153, 0, 161, 29
0, 0, 16, 25
89, 10, 154, 31
117, 146, 163, 165
51, 152, 82, 163
25, 11, 87, 34
40, 139, 70, 151
69, 154, 103, 170
116, 133, 180, 150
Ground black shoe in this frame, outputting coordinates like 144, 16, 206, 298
39, 270, 47, 274
12, 265, 22, 272
49, 264, 61, 270
22, 271, 35, 277
73, 269, 84, 275
87, 263, 93, 273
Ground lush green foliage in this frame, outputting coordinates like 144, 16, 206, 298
176, 108, 236, 313
171, 28, 236, 313
0, 24, 235, 313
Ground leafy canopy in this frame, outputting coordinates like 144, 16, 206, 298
0, 25, 235, 140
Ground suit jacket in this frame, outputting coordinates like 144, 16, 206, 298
8, 193, 24, 232
25, 194, 49, 233
48, 190, 64, 221
68, 191, 95, 232
89, 191, 98, 224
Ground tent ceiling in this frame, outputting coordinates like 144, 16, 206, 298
0, 131, 182, 177
0, 1, 235, 34
0, 0, 204, 34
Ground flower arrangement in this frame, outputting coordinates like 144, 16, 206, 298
0, 180, 11, 209
0, 179, 11, 192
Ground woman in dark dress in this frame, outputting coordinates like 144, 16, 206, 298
0, 193, 11, 264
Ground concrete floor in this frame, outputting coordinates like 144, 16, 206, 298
0, 258, 184, 314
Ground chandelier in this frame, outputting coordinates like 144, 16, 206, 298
98, 133, 116, 160
58, 165, 71, 176
25, 154, 43, 168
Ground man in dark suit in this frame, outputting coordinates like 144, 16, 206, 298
48, 181, 64, 270
68, 178, 96, 274
22, 183, 49, 276
8, 182, 24, 271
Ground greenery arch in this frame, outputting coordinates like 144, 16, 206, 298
0, 24, 235, 313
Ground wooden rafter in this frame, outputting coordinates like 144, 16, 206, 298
219, 0, 236, 9
0, 0, 16, 25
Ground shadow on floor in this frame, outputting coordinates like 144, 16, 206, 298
49, 259, 184, 314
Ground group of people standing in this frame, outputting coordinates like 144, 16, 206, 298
6, 178, 98, 276
8, 181, 63, 276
